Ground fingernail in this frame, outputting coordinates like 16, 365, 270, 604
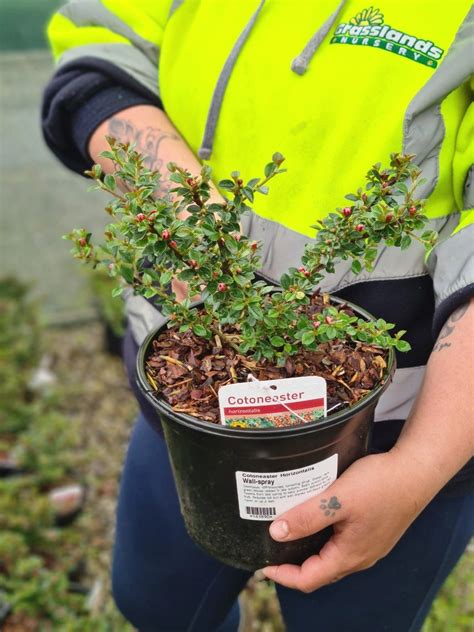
270, 519, 289, 540
261, 566, 276, 577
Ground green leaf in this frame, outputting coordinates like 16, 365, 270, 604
119, 266, 134, 284
270, 336, 285, 347
400, 235, 412, 250
104, 174, 116, 190
224, 235, 238, 254
100, 150, 116, 160
351, 259, 362, 274
160, 270, 173, 285
280, 273, 291, 290
192, 323, 208, 337
395, 339, 411, 352
111, 286, 123, 298
242, 187, 254, 202
264, 162, 276, 178
301, 331, 316, 346
247, 178, 260, 188
169, 172, 185, 184
218, 179, 235, 190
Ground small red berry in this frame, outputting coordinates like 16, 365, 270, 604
217, 282, 227, 292
161, 229, 170, 240
78, 237, 87, 247
298, 266, 306, 273
136, 213, 146, 222
250, 241, 258, 251
355, 224, 365, 232
409, 206, 417, 216
169, 240, 178, 249
236, 178, 243, 186
304, 271, 311, 278
342, 207, 352, 217
325, 316, 334, 324
385, 213, 393, 223
186, 177, 194, 186
313, 320, 320, 329
188, 259, 199, 269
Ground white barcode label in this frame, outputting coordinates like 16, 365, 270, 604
236, 454, 338, 521
245, 506, 277, 518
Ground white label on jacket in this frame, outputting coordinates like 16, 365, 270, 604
235, 454, 338, 521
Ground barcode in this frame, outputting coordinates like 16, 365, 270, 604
245, 506, 276, 517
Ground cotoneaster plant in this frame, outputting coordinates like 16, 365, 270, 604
65, 139, 436, 373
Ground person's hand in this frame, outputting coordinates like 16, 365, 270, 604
262, 448, 436, 592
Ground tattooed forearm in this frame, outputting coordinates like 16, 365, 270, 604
320, 496, 341, 517
107, 117, 180, 192
432, 302, 469, 352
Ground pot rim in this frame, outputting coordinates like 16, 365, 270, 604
136, 295, 396, 439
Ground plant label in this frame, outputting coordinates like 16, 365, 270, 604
235, 454, 338, 520
218, 375, 326, 428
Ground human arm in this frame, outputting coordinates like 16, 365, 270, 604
262, 298, 474, 592
88, 104, 217, 199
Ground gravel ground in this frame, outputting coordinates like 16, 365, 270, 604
44, 321, 472, 631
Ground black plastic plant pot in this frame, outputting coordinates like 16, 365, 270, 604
136, 298, 396, 571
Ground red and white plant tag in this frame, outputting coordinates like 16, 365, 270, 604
218, 375, 327, 428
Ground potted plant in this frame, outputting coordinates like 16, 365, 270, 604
65, 140, 436, 570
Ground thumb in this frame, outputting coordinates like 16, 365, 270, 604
269, 487, 344, 542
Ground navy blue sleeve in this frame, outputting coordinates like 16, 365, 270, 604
42, 57, 162, 175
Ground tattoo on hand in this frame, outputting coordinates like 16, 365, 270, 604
320, 496, 341, 517
107, 117, 180, 193
433, 302, 469, 352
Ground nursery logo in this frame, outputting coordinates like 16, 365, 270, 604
331, 6, 445, 68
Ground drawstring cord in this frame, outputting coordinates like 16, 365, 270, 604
291, 0, 346, 75
198, 0, 266, 160
198, 0, 346, 160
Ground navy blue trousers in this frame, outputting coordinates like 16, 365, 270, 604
112, 415, 473, 632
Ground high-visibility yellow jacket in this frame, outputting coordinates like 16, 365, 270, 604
47, 1, 473, 423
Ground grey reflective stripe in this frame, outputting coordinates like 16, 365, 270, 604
168, 0, 185, 19
464, 165, 474, 209
59, 0, 159, 64
125, 211, 458, 344
374, 366, 425, 422
124, 289, 167, 346
198, 0, 266, 160
427, 223, 474, 307
241, 211, 457, 291
57, 43, 159, 97
403, 6, 474, 201
291, 0, 346, 75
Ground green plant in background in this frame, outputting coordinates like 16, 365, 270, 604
66, 140, 436, 364
0, 278, 41, 434
89, 269, 126, 339
0, 277, 132, 630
